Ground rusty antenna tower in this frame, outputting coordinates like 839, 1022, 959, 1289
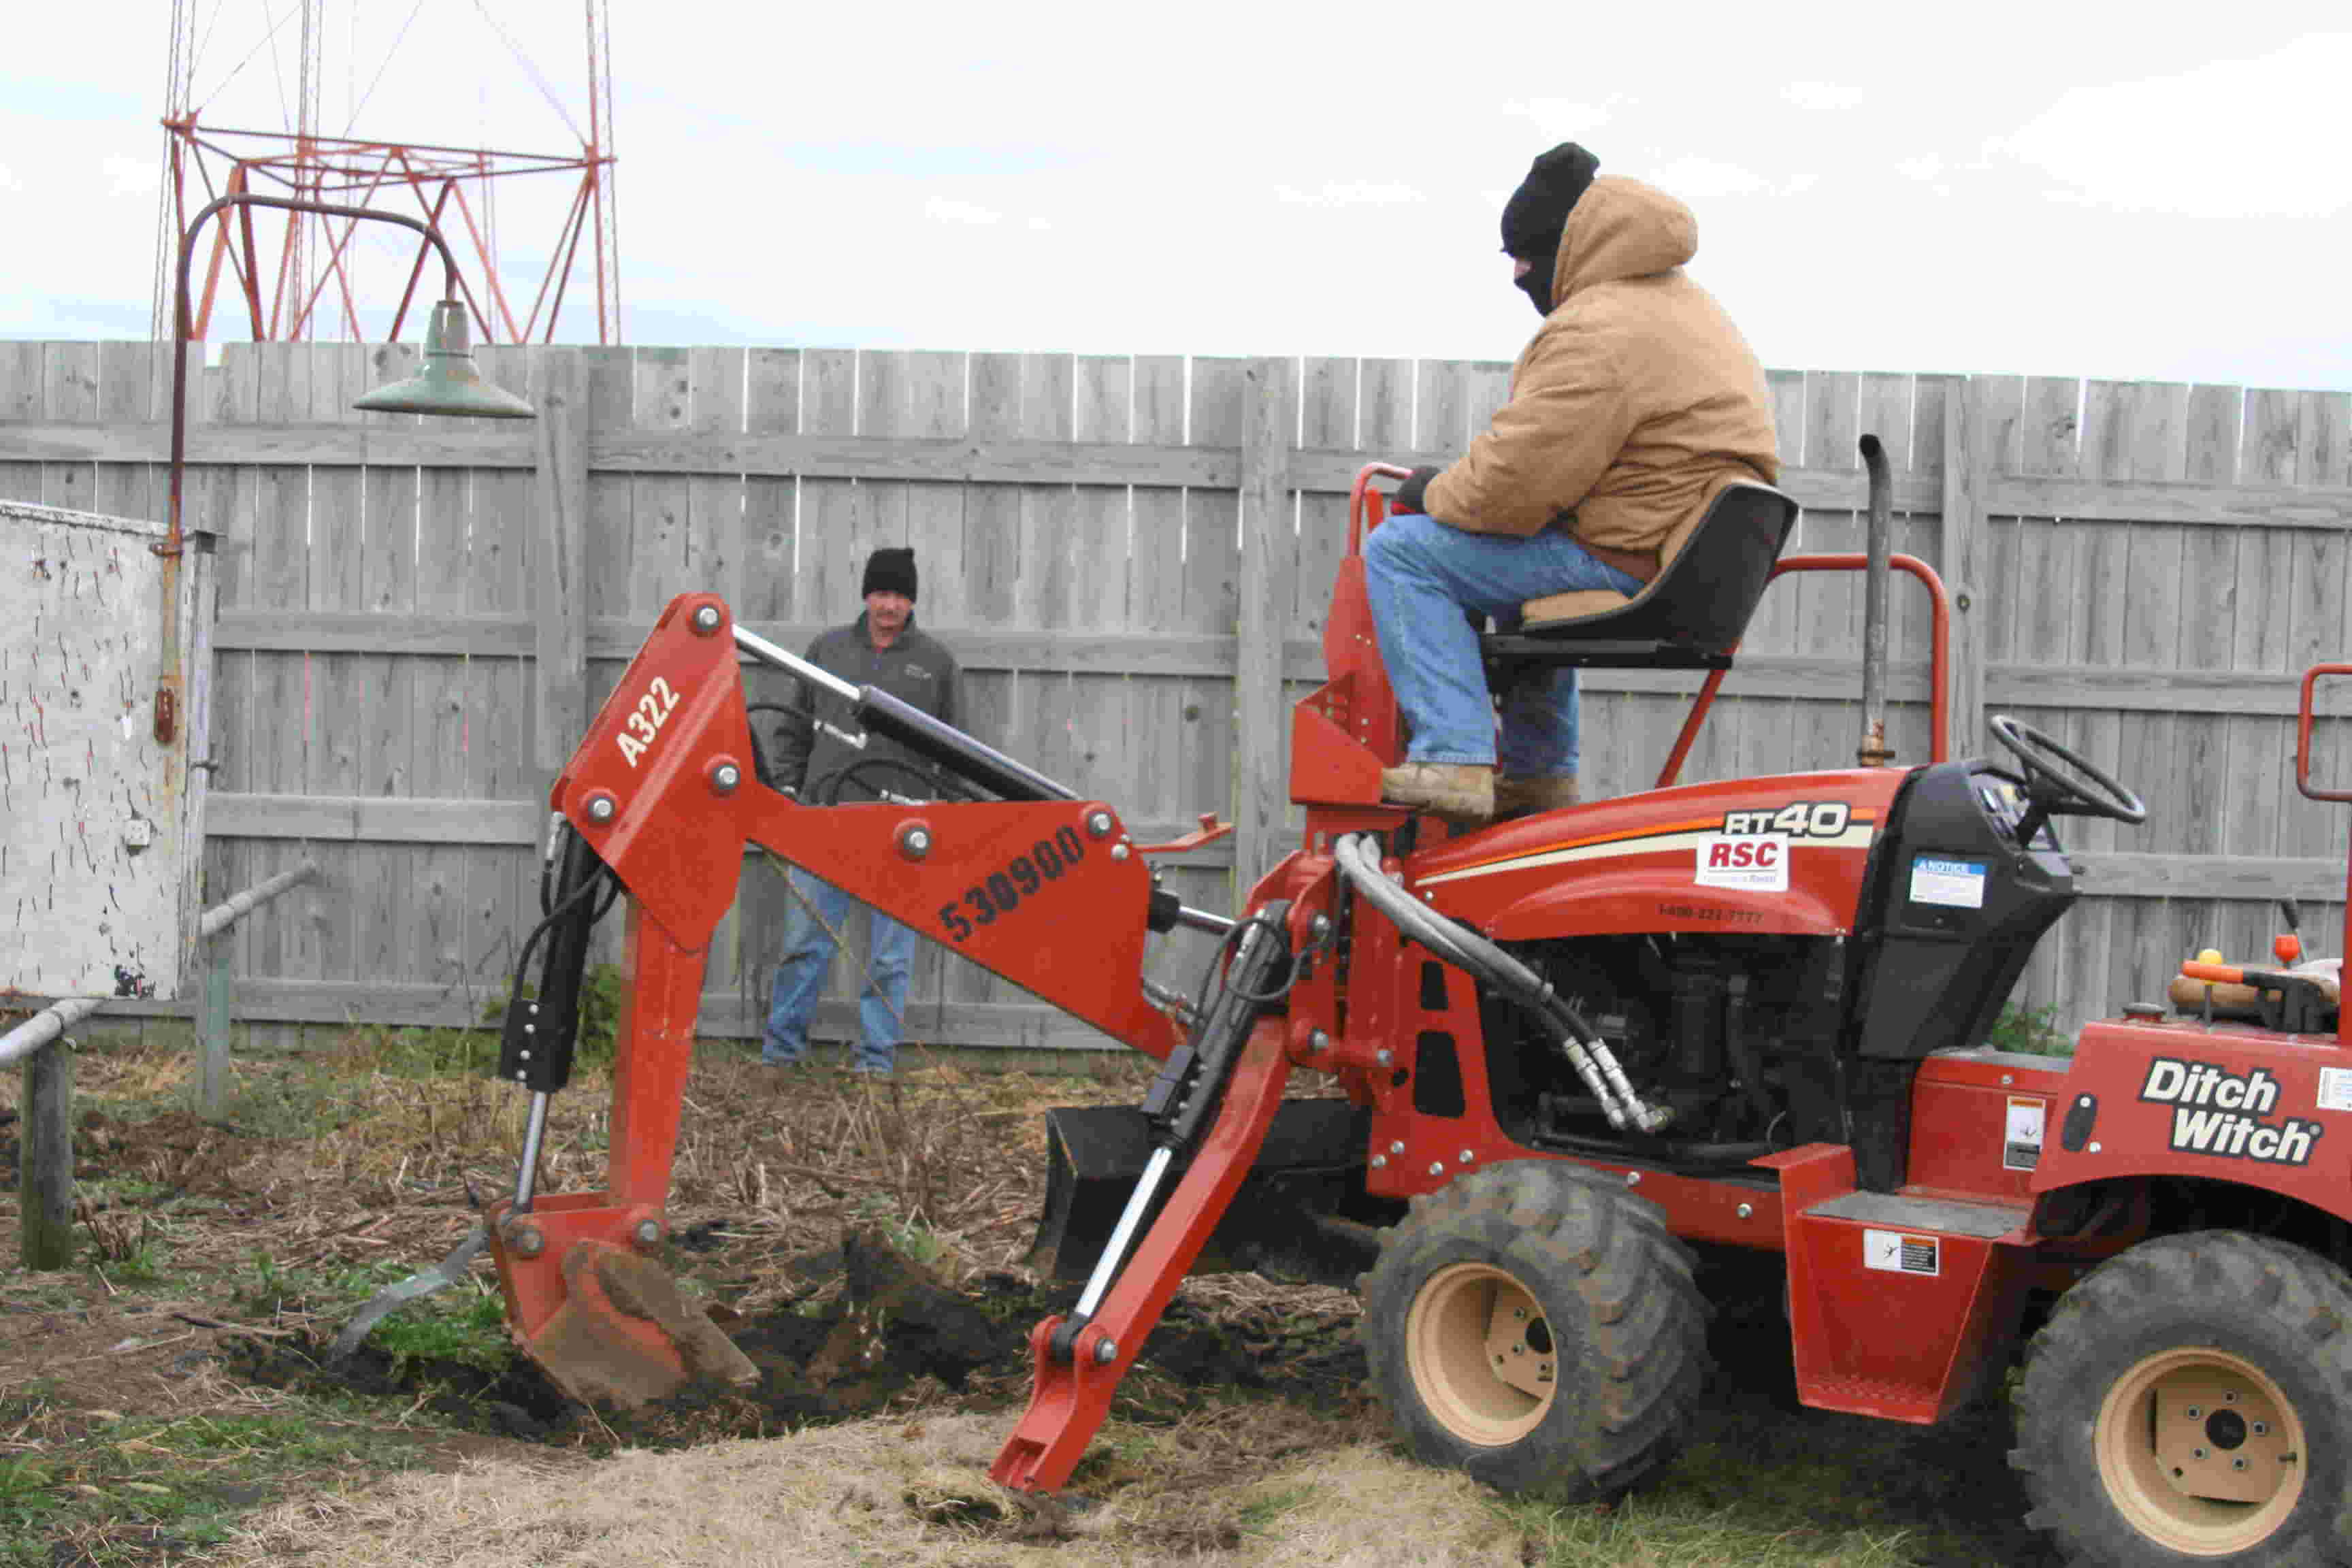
153, 0, 622, 345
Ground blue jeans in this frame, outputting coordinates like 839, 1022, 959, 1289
764, 868, 915, 1074
1363, 512, 1644, 773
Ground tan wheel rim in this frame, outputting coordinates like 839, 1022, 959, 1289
2095, 1345, 2306, 1555
1405, 1261, 1558, 1446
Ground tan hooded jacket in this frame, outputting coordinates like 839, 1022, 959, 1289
1422, 176, 1779, 578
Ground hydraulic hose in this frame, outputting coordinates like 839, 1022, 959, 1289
1332, 834, 1672, 1134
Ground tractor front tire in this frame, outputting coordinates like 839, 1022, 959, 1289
1360, 1160, 1708, 1499
2013, 1230, 2352, 1567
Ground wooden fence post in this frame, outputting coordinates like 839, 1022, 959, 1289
1939, 376, 1988, 757
1236, 358, 1294, 888
21, 1041, 74, 1270
534, 348, 589, 779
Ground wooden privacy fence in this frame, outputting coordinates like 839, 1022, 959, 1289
4, 344, 2351, 1047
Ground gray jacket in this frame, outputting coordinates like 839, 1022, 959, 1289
760, 612, 962, 803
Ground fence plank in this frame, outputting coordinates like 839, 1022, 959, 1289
2005, 376, 2083, 1017
1186, 358, 1246, 902
40, 343, 99, 515
738, 348, 802, 623
532, 348, 589, 773
1073, 353, 1139, 820
350, 344, 421, 996
408, 361, 477, 1002
95, 342, 159, 524
0, 343, 43, 502
1236, 356, 1293, 887
302, 345, 368, 992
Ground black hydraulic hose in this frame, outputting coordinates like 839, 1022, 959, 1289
1332, 834, 1537, 1001
1333, 834, 1672, 1133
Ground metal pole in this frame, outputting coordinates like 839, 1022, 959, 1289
512, 1092, 552, 1211
199, 928, 234, 1120
1857, 434, 1894, 767
193, 860, 318, 1121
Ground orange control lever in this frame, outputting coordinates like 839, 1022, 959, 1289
1135, 813, 1235, 855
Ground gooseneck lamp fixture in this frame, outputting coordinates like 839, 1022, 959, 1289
157, 194, 536, 743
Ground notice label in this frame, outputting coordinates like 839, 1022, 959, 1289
1910, 856, 1987, 909
1865, 1229, 1941, 1277
1696, 834, 1790, 892
2319, 1067, 2352, 1114
2004, 1096, 2046, 1171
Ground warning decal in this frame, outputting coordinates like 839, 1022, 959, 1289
2004, 1096, 2046, 1171
1909, 856, 1987, 909
1864, 1228, 1941, 1277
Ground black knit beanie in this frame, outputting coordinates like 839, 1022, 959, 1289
861, 546, 917, 602
1499, 142, 1600, 316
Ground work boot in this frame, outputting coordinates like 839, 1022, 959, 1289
1495, 772, 1580, 819
1379, 762, 1494, 823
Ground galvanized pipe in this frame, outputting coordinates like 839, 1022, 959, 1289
0, 998, 105, 1071
1858, 434, 1894, 767
197, 860, 319, 938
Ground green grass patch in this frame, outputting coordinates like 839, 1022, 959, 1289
1235, 1483, 1316, 1538
365, 1284, 513, 1377
0, 1393, 436, 1568
225, 1252, 518, 1380
1500, 1488, 1921, 1567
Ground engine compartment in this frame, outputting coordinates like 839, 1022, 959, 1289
1444, 760, 2080, 1188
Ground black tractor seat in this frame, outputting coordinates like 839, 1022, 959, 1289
1481, 480, 1799, 684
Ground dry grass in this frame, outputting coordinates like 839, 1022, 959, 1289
2, 1026, 1159, 1326
216, 1409, 1524, 1568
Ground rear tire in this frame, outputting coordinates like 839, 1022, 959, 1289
1360, 1160, 1708, 1498
2012, 1230, 2352, 1567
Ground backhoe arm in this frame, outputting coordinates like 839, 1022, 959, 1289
490, 593, 1184, 1405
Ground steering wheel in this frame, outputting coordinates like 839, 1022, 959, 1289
1987, 715, 2146, 847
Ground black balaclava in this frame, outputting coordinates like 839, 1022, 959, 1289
861, 546, 917, 602
1499, 142, 1600, 317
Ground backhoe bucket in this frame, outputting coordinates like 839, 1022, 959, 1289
1029, 1099, 1377, 1286
487, 1196, 756, 1409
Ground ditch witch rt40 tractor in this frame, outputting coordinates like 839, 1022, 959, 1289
476, 458, 2352, 1568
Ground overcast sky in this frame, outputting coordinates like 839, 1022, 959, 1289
5, 3, 2348, 393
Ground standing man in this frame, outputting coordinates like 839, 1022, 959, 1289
1368, 142, 1780, 823
760, 546, 962, 1077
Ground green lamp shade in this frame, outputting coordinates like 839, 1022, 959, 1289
353, 301, 536, 419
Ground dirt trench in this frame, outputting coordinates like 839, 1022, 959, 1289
227, 1228, 1372, 1453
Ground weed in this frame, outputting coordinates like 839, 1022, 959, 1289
366, 1284, 514, 1377
77, 1196, 170, 1278
365, 1024, 503, 1080
1985, 1002, 2071, 1056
